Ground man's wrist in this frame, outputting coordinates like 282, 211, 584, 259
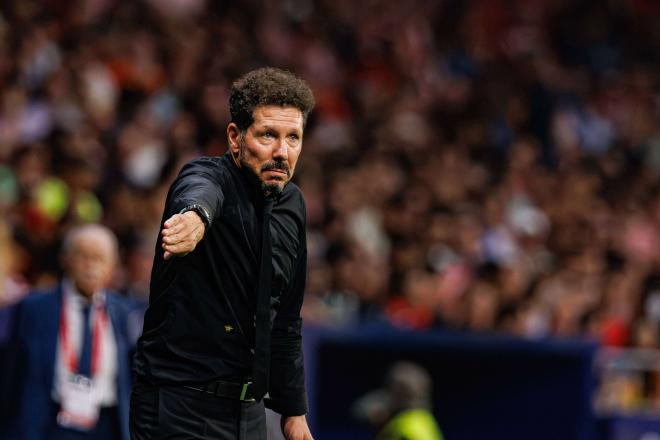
179, 204, 212, 227
264, 392, 308, 417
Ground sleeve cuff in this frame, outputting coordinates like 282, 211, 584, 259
179, 204, 212, 228
263, 391, 308, 417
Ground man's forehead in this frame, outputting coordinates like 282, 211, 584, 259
70, 230, 115, 255
252, 105, 303, 128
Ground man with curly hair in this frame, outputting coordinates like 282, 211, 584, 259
130, 67, 315, 440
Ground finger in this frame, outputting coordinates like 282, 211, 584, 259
163, 243, 184, 253
162, 222, 185, 236
163, 242, 194, 255
164, 220, 200, 241
162, 234, 181, 245
163, 214, 181, 229
162, 248, 190, 259
170, 234, 193, 246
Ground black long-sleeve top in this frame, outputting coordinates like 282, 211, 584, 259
134, 151, 308, 416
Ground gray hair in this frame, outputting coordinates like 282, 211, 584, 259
61, 223, 119, 261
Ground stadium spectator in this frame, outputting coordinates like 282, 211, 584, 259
7, 224, 138, 440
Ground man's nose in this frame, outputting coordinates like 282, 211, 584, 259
273, 138, 288, 160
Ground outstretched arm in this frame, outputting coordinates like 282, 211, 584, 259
159, 158, 223, 260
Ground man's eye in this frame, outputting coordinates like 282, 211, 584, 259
263, 132, 274, 139
288, 135, 299, 141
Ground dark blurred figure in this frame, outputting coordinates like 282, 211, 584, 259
352, 362, 444, 440
7, 224, 138, 440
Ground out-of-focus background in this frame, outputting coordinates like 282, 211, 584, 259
0, 0, 660, 439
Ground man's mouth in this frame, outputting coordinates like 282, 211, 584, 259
265, 169, 288, 176
261, 162, 289, 178
263, 170, 287, 182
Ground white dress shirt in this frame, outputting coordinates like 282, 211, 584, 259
52, 278, 118, 407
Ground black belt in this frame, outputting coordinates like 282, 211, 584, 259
184, 380, 256, 402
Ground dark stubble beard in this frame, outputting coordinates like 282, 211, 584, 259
238, 137, 290, 197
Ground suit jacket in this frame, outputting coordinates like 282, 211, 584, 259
9, 285, 138, 440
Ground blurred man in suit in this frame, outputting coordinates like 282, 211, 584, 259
9, 224, 137, 440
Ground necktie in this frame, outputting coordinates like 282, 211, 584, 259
78, 305, 92, 377
252, 198, 274, 400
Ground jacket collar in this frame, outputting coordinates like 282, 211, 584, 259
224, 151, 281, 211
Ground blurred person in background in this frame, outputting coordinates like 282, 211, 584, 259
130, 68, 314, 440
7, 224, 137, 440
352, 361, 444, 440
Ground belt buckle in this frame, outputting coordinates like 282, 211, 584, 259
240, 382, 254, 401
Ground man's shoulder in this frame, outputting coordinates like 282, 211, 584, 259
281, 181, 306, 207
277, 182, 306, 228
176, 154, 236, 181
19, 286, 60, 311
182, 155, 228, 174
14, 287, 61, 334
187, 155, 225, 166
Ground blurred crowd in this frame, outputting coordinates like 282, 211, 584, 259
1, 0, 660, 360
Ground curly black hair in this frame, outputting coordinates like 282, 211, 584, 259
229, 67, 315, 132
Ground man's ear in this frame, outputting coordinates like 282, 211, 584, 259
227, 123, 241, 163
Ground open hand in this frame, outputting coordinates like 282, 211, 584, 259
161, 211, 205, 260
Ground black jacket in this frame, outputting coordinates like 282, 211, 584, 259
134, 152, 308, 416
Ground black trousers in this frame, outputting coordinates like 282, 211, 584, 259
129, 382, 266, 440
